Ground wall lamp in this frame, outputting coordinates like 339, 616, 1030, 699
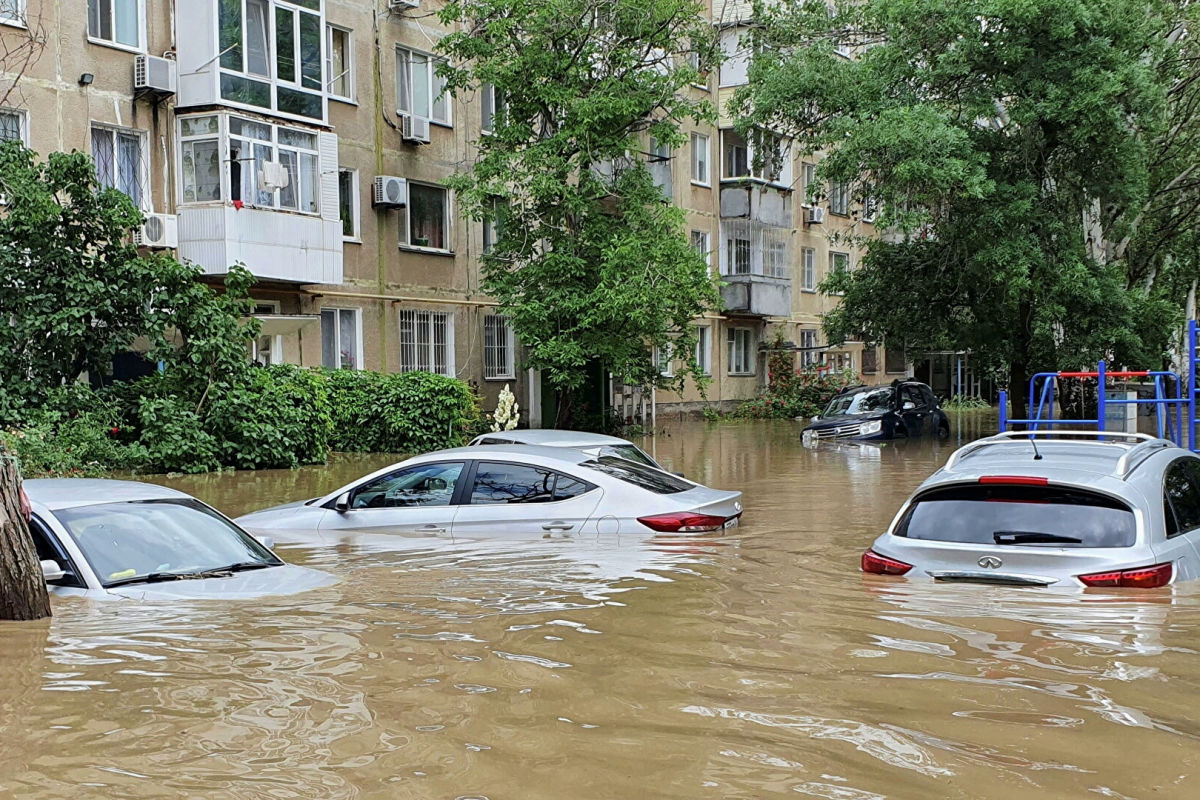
78, 73, 94, 86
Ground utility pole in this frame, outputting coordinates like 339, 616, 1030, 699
0, 456, 51, 621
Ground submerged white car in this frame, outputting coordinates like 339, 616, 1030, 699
468, 429, 665, 470
863, 431, 1200, 588
25, 479, 335, 600
237, 444, 742, 537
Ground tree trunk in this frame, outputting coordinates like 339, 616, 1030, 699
0, 458, 51, 621
1007, 362, 1031, 429
554, 387, 575, 430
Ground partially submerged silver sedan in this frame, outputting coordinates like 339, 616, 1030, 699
25, 479, 335, 600
237, 444, 742, 537
468, 429, 665, 470
863, 432, 1200, 588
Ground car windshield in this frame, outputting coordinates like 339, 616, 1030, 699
895, 485, 1136, 548
53, 499, 281, 587
600, 444, 658, 468
824, 387, 893, 417
581, 456, 692, 494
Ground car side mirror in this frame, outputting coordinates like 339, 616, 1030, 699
40, 559, 65, 583
811, 416, 819, 423
256, 535, 275, 551
334, 492, 351, 513
672, 471, 686, 478
903, 401, 916, 410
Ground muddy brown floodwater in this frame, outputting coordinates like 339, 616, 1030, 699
5, 416, 1200, 799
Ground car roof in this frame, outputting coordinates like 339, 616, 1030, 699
471, 429, 634, 448
413, 444, 594, 465
24, 478, 191, 511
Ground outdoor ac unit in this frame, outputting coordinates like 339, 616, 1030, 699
806, 206, 826, 224
135, 213, 178, 249
389, 0, 420, 8
258, 161, 290, 191
133, 54, 177, 97
373, 175, 408, 209
401, 114, 431, 144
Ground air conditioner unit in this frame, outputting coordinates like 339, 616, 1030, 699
133, 54, 177, 97
135, 213, 178, 249
806, 206, 826, 224
373, 175, 408, 209
258, 161, 290, 191
401, 114, 431, 144
389, 0, 420, 8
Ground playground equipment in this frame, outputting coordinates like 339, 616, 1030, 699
997, 321, 1200, 451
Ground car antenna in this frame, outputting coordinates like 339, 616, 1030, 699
1028, 431, 1043, 460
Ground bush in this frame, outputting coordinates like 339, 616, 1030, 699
943, 394, 991, 411
325, 369, 481, 453
733, 346, 859, 420
132, 394, 221, 474
207, 365, 332, 469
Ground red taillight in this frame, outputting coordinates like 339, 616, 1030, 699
861, 549, 913, 575
637, 512, 729, 532
1078, 562, 1173, 588
979, 476, 1049, 486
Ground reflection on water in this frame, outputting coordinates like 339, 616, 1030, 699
5, 415, 1200, 798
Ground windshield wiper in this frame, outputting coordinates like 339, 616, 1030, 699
993, 530, 1083, 545
105, 561, 274, 587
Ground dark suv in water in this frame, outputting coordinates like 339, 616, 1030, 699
802, 380, 950, 443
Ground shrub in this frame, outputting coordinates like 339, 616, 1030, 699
133, 394, 221, 474
733, 346, 858, 420
207, 365, 333, 469
943, 394, 991, 411
325, 369, 481, 453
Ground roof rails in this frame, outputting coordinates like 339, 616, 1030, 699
943, 430, 1166, 475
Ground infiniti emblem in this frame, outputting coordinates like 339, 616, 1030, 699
978, 556, 1003, 569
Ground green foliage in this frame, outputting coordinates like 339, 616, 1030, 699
131, 394, 222, 474
0, 389, 148, 478
733, 345, 858, 419
437, 0, 721, 425
943, 395, 991, 411
325, 370, 482, 454
701, 405, 722, 423
736, 0, 1189, 415
207, 365, 333, 470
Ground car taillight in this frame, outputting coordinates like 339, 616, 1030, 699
637, 512, 728, 532
1077, 562, 1173, 588
861, 549, 913, 575
979, 476, 1049, 486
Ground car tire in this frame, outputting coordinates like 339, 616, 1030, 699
937, 421, 950, 439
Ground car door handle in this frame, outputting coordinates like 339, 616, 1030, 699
417, 524, 447, 534
542, 522, 573, 531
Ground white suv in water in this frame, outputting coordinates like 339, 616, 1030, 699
862, 431, 1200, 588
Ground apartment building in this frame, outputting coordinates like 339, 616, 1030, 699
1, 0, 891, 423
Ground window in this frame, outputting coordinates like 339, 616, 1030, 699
657, 343, 674, 378
88, 0, 142, 49
764, 239, 788, 279
326, 24, 353, 101
581, 456, 692, 494
91, 125, 146, 209
801, 247, 816, 290
179, 115, 222, 203
397, 47, 449, 125
351, 462, 464, 509
728, 328, 753, 375
338, 168, 358, 239
885, 347, 906, 374
1164, 458, 1200, 537
690, 132, 709, 185
695, 325, 711, 375
862, 347, 878, 374
218, 0, 324, 121
800, 329, 819, 367
829, 180, 850, 215
469, 463, 557, 505
723, 130, 749, 178
1, 0, 23, 25
830, 251, 850, 279
402, 183, 449, 250
399, 309, 455, 376
727, 236, 751, 275
801, 162, 816, 202
321, 307, 361, 370
481, 83, 504, 133
483, 315, 515, 380
649, 138, 672, 199
0, 108, 25, 143
224, 117, 319, 213
690, 229, 710, 264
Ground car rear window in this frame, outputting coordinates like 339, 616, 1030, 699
895, 484, 1137, 548
580, 456, 692, 494
600, 444, 657, 467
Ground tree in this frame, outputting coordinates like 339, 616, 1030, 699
0, 454, 50, 621
437, 0, 721, 427
0, 6, 47, 109
734, 0, 1186, 417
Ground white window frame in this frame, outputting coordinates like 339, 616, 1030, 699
723, 130, 749, 179
0, 107, 28, 144
399, 181, 451, 252
695, 325, 711, 376
690, 229, 711, 270
829, 180, 850, 215
801, 247, 816, 291
483, 314, 515, 380
87, 0, 146, 52
727, 236, 751, 275
649, 137, 673, 199
338, 167, 359, 241
690, 132, 710, 186
326, 23, 354, 102
321, 307, 363, 371
657, 343, 675, 378
728, 327, 754, 376
396, 46, 451, 127
800, 162, 816, 204
830, 251, 850, 276
481, 83, 504, 134
800, 329, 820, 367
90, 123, 149, 210
251, 300, 284, 366
399, 308, 456, 376
0, 0, 26, 28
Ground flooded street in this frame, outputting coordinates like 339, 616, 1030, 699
6, 416, 1200, 798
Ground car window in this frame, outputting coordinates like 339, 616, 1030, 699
52, 499, 280, 587
1164, 458, 1200, 538
553, 474, 596, 501
475, 438, 514, 446
580, 456, 692, 494
29, 515, 85, 588
352, 462, 464, 508
600, 444, 657, 468
919, 386, 938, 406
824, 387, 893, 416
896, 484, 1136, 548
901, 386, 924, 408
469, 462, 558, 504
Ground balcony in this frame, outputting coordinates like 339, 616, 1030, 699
720, 184, 792, 227
178, 205, 343, 285
721, 274, 792, 318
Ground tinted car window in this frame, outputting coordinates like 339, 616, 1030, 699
600, 444, 657, 467
824, 387, 893, 416
896, 485, 1136, 548
581, 456, 692, 494
553, 474, 596, 501
470, 462, 557, 504
1164, 458, 1200, 537
29, 515, 84, 588
919, 386, 938, 406
352, 462, 464, 508
901, 386, 924, 408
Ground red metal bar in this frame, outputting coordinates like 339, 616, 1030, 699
1056, 371, 1151, 379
